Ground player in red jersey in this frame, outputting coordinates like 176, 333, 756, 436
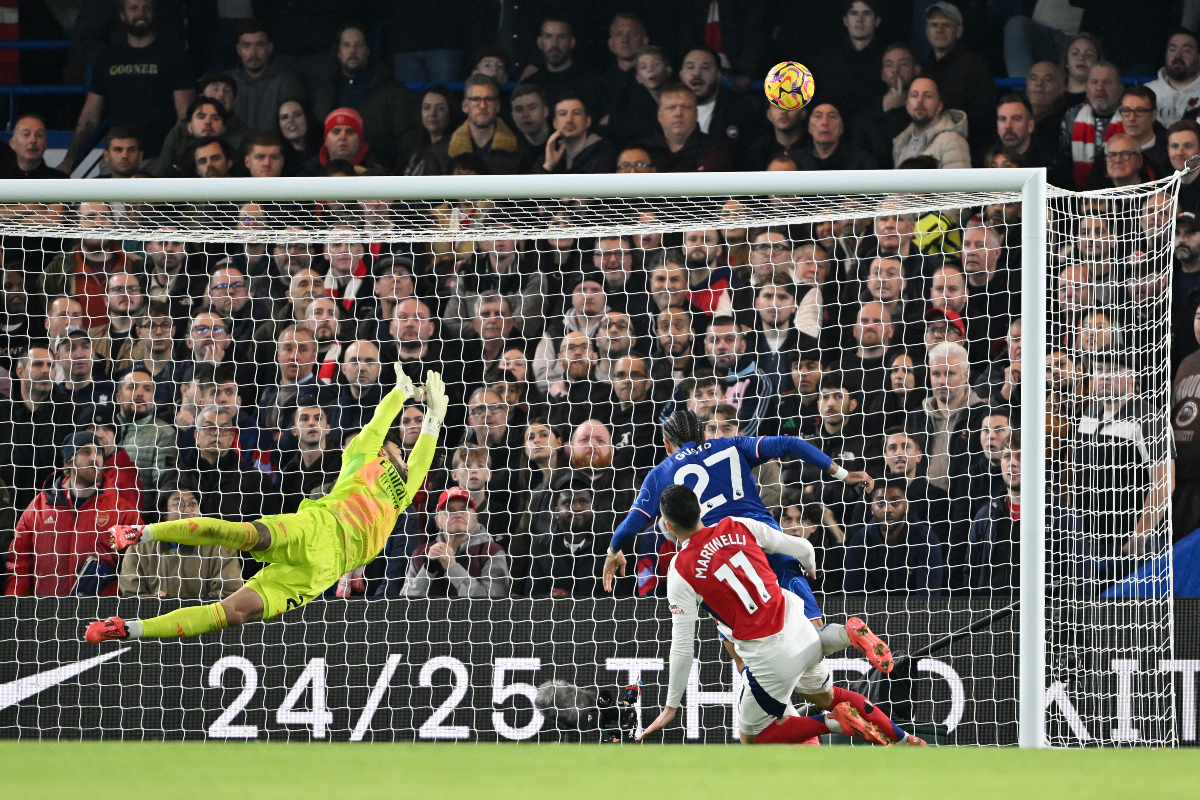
638, 484, 924, 745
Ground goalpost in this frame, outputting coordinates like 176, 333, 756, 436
0, 169, 1177, 747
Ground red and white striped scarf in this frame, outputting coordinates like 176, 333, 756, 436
324, 258, 368, 312
1070, 104, 1123, 189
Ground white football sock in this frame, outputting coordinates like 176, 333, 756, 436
818, 623, 852, 655
126, 620, 144, 639
138, 524, 154, 543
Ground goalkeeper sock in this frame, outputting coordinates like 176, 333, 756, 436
831, 687, 907, 743
818, 623, 852, 655
131, 602, 229, 640
149, 518, 259, 551
754, 715, 828, 744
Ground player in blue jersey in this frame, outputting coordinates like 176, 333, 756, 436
603, 408, 895, 675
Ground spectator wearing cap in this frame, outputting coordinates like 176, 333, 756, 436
1057, 61, 1124, 190
403, 487, 510, 598
232, 20, 306, 133
919, 1, 995, 163
904, 341, 988, 588
59, 0, 195, 166
796, 102, 877, 170
10, 114, 66, 179
1148, 30, 1200, 127
114, 367, 177, 491
517, 17, 607, 122
118, 476, 243, 599
0, 346, 77, 517
280, 400, 341, 513
79, 403, 143, 510
311, 24, 419, 174
424, 74, 530, 176
51, 326, 116, 427
4, 431, 140, 596
923, 307, 968, 352
529, 471, 612, 598
532, 95, 616, 175
38, 202, 133, 330
995, 94, 1057, 170
811, 0, 886, 125
678, 47, 763, 170
640, 82, 733, 173
1077, 350, 1173, 561
892, 77, 971, 169
304, 108, 379, 175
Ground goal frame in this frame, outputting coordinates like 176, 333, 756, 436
0, 168, 1050, 747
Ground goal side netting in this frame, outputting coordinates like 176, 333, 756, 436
0, 172, 1178, 746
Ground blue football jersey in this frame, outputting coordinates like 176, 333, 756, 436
611, 435, 832, 551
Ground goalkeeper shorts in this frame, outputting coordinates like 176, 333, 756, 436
245, 508, 346, 619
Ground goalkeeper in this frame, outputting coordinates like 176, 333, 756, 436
84, 370, 448, 643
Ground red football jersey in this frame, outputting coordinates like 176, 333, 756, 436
669, 517, 785, 641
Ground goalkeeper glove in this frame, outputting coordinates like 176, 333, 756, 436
421, 371, 448, 437
394, 366, 417, 400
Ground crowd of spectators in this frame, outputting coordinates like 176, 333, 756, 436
0, 0, 1193, 601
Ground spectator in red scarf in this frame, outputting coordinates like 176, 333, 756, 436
304, 107, 378, 175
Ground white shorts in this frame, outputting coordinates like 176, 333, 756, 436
733, 592, 831, 736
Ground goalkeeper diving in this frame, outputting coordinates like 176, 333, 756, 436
84, 370, 448, 643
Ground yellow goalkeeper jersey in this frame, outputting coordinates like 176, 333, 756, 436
301, 383, 437, 570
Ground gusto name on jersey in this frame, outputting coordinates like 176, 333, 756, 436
693, 533, 748, 578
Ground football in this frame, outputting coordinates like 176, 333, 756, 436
764, 61, 815, 111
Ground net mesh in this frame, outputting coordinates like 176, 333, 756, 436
0, 176, 1178, 746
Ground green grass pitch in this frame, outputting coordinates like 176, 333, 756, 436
3, 742, 1197, 799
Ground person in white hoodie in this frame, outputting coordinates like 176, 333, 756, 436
1147, 30, 1200, 127
892, 77, 971, 169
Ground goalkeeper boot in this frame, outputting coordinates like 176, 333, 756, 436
827, 702, 891, 747
85, 616, 128, 643
109, 524, 146, 551
906, 735, 928, 746
846, 617, 893, 673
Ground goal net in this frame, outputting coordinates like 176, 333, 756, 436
0, 171, 1178, 746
